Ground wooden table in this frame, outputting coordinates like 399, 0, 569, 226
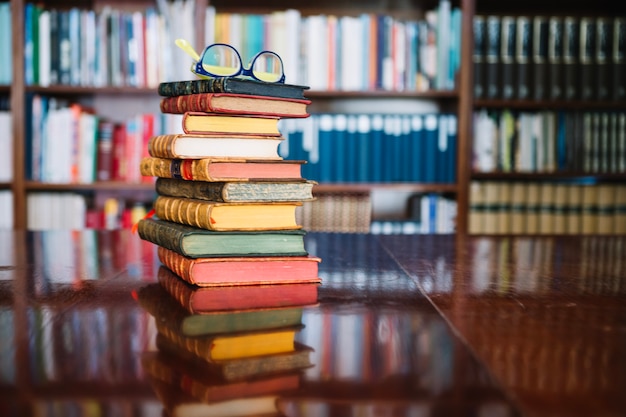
0, 230, 624, 417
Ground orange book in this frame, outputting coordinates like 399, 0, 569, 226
160, 93, 311, 118
181, 112, 281, 136
158, 247, 321, 287
153, 196, 302, 231
139, 157, 306, 182
157, 266, 320, 313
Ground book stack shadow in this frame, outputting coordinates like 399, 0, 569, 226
136, 77, 320, 416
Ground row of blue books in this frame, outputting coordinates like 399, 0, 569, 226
279, 113, 457, 184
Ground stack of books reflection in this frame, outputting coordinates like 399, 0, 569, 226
138, 267, 316, 416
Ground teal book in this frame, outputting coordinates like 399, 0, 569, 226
136, 217, 308, 258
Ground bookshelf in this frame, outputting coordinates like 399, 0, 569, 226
469, 0, 626, 235
4, 0, 476, 233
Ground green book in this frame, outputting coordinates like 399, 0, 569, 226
137, 217, 308, 258
137, 283, 307, 337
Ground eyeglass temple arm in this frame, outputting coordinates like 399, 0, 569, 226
175, 38, 201, 62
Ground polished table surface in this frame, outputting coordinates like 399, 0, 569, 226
0, 230, 624, 417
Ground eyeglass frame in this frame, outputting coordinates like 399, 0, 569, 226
192, 43, 286, 84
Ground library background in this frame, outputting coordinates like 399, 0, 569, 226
1, 0, 625, 235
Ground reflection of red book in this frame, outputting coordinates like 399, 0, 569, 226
158, 247, 321, 287
157, 266, 320, 313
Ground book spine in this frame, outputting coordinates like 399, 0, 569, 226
579, 18, 596, 101
548, 17, 564, 100
485, 16, 501, 99
157, 246, 197, 285
515, 16, 532, 100
613, 18, 626, 101
563, 17, 580, 100
148, 135, 180, 159
154, 196, 216, 230
137, 219, 187, 256
156, 178, 226, 201
500, 16, 516, 100
473, 15, 486, 99
532, 16, 549, 101
158, 267, 195, 312
596, 18, 612, 101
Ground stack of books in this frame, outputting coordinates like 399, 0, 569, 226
138, 271, 315, 416
138, 76, 322, 287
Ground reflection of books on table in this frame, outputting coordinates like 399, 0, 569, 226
137, 283, 310, 337
157, 266, 320, 313
137, 219, 309, 258
158, 247, 321, 287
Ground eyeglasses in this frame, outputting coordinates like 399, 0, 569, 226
176, 39, 286, 83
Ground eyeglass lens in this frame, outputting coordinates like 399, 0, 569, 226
201, 44, 283, 82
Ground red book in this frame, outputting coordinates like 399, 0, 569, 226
111, 123, 127, 181
96, 120, 115, 181
157, 266, 320, 313
160, 93, 311, 118
158, 247, 321, 287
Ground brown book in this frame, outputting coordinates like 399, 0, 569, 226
525, 183, 541, 234
182, 112, 281, 136
614, 184, 626, 234
565, 184, 583, 234
140, 157, 305, 182
596, 184, 615, 234
155, 177, 315, 203
509, 182, 527, 234
158, 246, 321, 287
160, 93, 311, 118
157, 266, 319, 313
157, 77, 310, 100
147, 134, 283, 160
468, 181, 487, 234
153, 196, 302, 231
552, 184, 568, 234
538, 183, 556, 234
581, 185, 598, 234
95, 119, 114, 181
496, 181, 512, 234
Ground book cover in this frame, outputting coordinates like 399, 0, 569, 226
147, 133, 284, 160
137, 218, 308, 258
515, 16, 532, 100
158, 247, 321, 287
156, 266, 320, 313
485, 15, 501, 99
500, 16, 516, 100
181, 112, 282, 136
155, 178, 315, 202
153, 196, 302, 231
548, 17, 564, 100
160, 93, 311, 118
138, 283, 308, 337
563, 17, 580, 100
579, 17, 596, 101
532, 16, 549, 101
157, 77, 310, 100
140, 157, 305, 182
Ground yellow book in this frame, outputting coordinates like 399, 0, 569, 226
468, 181, 486, 234
596, 184, 615, 234
552, 184, 568, 234
581, 186, 598, 234
525, 183, 541, 234
565, 184, 583, 234
509, 182, 527, 234
153, 196, 302, 231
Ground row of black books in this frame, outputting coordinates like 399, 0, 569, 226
474, 15, 626, 101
